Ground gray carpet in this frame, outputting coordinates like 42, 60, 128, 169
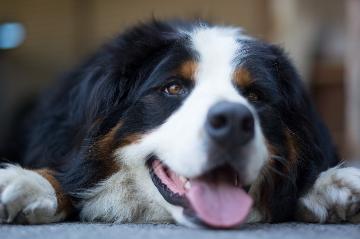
1, 223, 359, 239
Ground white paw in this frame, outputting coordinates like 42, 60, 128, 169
0, 164, 59, 224
299, 166, 360, 223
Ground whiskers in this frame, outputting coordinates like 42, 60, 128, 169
266, 155, 296, 185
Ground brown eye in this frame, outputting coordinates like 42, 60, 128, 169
247, 92, 259, 102
164, 83, 186, 96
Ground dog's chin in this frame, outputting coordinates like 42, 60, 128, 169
146, 156, 253, 229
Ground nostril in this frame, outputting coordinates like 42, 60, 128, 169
210, 114, 228, 129
206, 101, 255, 145
241, 115, 254, 133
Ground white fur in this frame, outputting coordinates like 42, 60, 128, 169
105, 25, 268, 226
298, 166, 360, 223
79, 165, 172, 223
0, 25, 268, 226
118, 26, 268, 180
0, 165, 62, 224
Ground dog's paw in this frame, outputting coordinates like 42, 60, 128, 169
298, 166, 360, 223
0, 165, 59, 224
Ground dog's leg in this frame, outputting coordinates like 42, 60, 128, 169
296, 166, 360, 223
0, 164, 71, 224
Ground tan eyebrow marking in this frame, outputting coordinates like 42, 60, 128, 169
233, 68, 254, 88
175, 60, 198, 81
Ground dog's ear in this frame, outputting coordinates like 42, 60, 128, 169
56, 21, 187, 194
108, 20, 183, 73
68, 21, 183, 126
268, 45, 308, 112
258, 45, 340, 222
269, 45, 338, 164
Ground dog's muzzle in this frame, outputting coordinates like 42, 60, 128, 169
147, 101, 260, 228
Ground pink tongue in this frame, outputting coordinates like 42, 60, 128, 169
185, 179, 253, 228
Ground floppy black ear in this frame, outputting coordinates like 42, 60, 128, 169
269, 46, 308, 111
65, 21, 184, 128
257, 45, 340, 222
50, 20, 187, 194
269, 45, 339, 171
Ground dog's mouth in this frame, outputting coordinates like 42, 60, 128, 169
148, 157, 253, 228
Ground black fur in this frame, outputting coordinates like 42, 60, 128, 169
238, 41, 339, 221
0, 20, 339, 222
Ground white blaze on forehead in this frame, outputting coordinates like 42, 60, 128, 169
118, 25, 267, 181
189, 26, 250, 104
191, 26, 240, 85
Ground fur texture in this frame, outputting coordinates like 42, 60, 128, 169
0, 20, 352, 227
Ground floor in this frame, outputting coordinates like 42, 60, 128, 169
1, 223, 359, 239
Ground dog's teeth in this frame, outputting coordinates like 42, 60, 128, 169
234, 175, 239, 186
179, 176, 187, 183
184, 181, 191, 190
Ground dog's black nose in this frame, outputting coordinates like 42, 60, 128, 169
206, 101, 254, 146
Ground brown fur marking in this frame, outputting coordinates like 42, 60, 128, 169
175, 60, 198, 81
97, 122, 123, 153
254, 129, 300, 221
93, 122, 143, 179
233, 68, 254, 88
85, 119, 145, 203
285, 128, 299, 168
93, 122, 123, 177
36, 169, 73, 216
120, 133, 142, 147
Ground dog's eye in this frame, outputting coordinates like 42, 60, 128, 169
246, 92, 259, 102
163, 82, 186, 96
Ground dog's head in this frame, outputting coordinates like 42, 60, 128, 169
74, 20, 337, 228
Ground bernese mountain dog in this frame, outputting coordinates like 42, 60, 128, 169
1, 20, 360, 228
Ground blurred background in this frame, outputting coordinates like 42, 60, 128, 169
0, 0, 359, 159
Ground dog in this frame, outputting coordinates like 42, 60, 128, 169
1, 20, 360, 228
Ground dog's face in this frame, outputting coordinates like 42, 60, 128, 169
116, 25, 270, 228
81, 21, 321, 228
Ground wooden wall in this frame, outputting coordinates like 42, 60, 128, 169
1, 0, 352, 158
